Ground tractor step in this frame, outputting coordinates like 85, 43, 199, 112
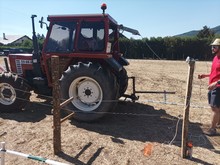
33, 77, 52, 96
33, 77, 46, 85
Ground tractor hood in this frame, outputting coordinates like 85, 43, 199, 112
8, 53, 33, 76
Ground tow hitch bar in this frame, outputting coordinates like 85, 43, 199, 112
122, 76, 176, 102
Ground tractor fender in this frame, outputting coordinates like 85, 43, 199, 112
0, 65, 6, 73
118, 56, 129, 66
104, 58, 122, 73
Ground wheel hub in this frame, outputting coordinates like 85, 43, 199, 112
85, 89, 92, 96
68, 76, 103, 112
0, 83, 16, 105
78, 81, 100, 104
2, 88, 13, 99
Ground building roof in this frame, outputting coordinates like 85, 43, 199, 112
0, 35, 31, 45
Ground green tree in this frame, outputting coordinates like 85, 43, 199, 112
197, 26, 215, 39
21, 40, 33, 48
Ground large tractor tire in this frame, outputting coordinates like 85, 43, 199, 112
0, 72, 31, 112
118, 67, 128, 97
60, 62, 118, 122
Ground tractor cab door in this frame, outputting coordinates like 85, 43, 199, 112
42, 21, 77, 87
44, 21, 77, 53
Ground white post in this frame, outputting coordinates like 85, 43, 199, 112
0, 142, 6, 165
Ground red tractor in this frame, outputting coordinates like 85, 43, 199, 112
0, 4, 140, 121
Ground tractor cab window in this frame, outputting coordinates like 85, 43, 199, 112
78, 21, 105, 51
45, 21, 76, 53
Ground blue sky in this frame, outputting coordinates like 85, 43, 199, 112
0, 0, 219, 39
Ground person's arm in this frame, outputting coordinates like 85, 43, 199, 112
198, 74, 209, 79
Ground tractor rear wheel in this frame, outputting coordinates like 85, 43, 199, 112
0, 72, 31, 112
60, 62, 118, 122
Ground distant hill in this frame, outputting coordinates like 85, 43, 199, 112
175, 25, 220, 37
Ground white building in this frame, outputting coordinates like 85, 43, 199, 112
0, 33, 32, 45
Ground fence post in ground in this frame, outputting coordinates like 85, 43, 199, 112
51, 56, 61, 155
0, 142, 6, 165
181, 57, 195, 158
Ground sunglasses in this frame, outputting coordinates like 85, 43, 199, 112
212, 46, 219, 49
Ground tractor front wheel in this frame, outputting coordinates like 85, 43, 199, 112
0, 72, 31, 112
60, 62, 118, 122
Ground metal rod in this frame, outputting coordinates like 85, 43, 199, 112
132, 77, 136, 94
60, 113, 74, 123
51, 97, 74, 112
164, 90, 167, 103
59, 97, 74, 109
135, 91, 175, 94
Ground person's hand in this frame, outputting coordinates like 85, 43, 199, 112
198, 74, 205, 79
198, 74, 208, 79
208, 81, 218, 90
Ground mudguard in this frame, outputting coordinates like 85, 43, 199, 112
119, 56, 129, 66
104, 58, 122, 72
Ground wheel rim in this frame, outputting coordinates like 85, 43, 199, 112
0, 83, 16, 105
69, 76, 103, 112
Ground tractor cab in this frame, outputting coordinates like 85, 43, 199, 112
43, 13, 118, 55
39, 9, 139, 87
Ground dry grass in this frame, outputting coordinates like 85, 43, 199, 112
0, 57, 219, 165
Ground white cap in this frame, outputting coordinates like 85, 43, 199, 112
210, 38, 220, 46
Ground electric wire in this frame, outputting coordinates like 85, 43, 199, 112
140, 34, 162, 60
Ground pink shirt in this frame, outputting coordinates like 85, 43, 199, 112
209, 55, 220, 86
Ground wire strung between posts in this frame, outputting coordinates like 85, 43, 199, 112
168, 115, 182, 145
1, 86, 210, 114
12, 86, 209, 110
139, 34, 162, 60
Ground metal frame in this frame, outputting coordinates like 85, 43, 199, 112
123, 76, 176, 102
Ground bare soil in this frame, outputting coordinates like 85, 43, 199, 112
0, 57, 219, 165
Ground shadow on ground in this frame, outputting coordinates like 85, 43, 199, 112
57, 142, 104, 165
0, 98, 217, 150
1, 98, 219, 165
0, 95, 52, 122
70, 101, 216, 150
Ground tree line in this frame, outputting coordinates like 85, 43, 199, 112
119, 36, 213, 61
120, 26, 220, 61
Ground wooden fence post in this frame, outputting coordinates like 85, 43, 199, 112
51, 56, 61, 155
181, 57, 195, 158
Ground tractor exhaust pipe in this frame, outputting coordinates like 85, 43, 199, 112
4, 58, 10, 72
31, 15, 39, 57
31, 15, 42, 77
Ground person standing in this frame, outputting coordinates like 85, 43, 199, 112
198, 38, 220, 136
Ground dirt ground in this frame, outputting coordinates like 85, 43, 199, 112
0, 57, 219, 165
